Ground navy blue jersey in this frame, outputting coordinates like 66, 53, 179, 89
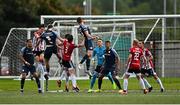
78, 24, 91, 40
41, 31, 57, 46
20, 47, 34, 65
104, 48, 119, 68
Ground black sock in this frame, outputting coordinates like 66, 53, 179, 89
113, 77, 122, 89
98, 78, 103, 89
86, 58, 90, 71
21, 78, 25, 90
35, 77, 41, 89
44, 75, 49, 91
46, 68, 50, 73
80, 54, 88, 64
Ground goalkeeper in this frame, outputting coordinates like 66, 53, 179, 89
88, 39, 116, 93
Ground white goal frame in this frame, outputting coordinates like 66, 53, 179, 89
41, 15, 180, 77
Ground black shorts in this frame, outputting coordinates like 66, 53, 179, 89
100, 66, 116, 76
127, 69, 141, 74
62, 60, 74, 69
22, 65, 36, 75
95, 65, 102, 73
33, 51, 44, 57
141, 68, 156, 76
44, 46, 57, 60
85, 39, 93, 51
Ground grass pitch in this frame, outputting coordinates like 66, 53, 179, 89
0, 77, 180, 104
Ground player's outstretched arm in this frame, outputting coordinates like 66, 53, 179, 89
77, 39, 85, 48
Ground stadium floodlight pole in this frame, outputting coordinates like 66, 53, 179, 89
144, 18, 160, 44
162, 18, 165, 77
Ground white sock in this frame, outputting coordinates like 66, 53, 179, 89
143, 78, 152, 88
156, 78, 164, 89
139, 78, 146, 89
70, 74, 77, 88
123, 79, 128, 91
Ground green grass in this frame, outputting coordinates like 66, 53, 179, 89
0, 78, 180, 104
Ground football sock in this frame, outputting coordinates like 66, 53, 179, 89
139, 78, 146, 90
98, 78, 103, 89
156, 78, 164, 89
86, 58, 91, 71
123, 79, 128, 91
20, 78, 25, 90
90, 72, 98, 89
71, 74, 77, 88
143, 78, 152, 88
46, 67, 50, 73
35, 77, 41, 89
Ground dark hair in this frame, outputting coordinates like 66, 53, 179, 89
39, 24, 45, 29
105, 40, 111, 43
65, 34, 70, 39
47, 24, 53, 29
77, 17, 83, 23
26, 39, 32, 42
67, 34, 73, 42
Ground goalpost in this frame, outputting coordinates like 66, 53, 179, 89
40, 15, 180, 78
1, 15, 180, 92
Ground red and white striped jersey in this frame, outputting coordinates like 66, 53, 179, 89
141, 48, 154, 69
32, 31, 45, 51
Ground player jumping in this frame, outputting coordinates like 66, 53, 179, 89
40, 24, 62, 91
19, 39, 41, 93
77, 17, 98, 79
32, 24, 46, 78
